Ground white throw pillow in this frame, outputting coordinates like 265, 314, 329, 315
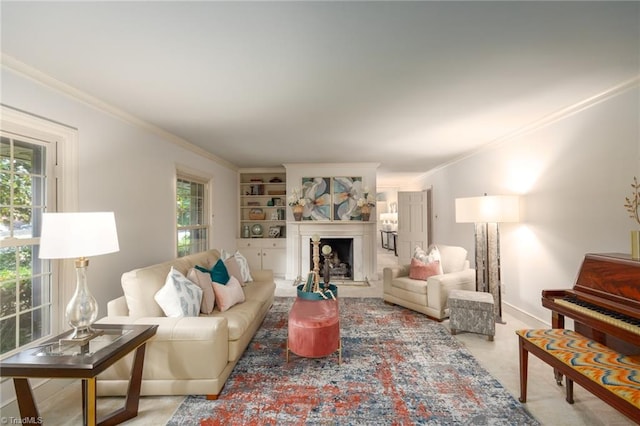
221, 249, 253, 282
187, 268, 216, 314
212, 276, 246, 312
154, 267, 203, 318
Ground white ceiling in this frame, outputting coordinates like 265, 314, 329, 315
1, 2, 638, 187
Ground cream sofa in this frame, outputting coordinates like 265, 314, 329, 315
96, 249, 275, 399
383, 244, 475, 320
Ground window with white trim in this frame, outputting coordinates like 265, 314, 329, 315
176, 173, 209, 257
0, 133, 55, 355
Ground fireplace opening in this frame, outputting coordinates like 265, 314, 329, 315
310, 238, 354, 281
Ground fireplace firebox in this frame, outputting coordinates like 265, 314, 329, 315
309, 238, 354, 281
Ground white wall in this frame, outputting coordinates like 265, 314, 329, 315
1, 69, 239, 316
416, 85, 639, 323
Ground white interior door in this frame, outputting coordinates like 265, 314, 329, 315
396, 190, 431, 264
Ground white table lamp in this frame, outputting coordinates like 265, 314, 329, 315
39, 212, 119, 341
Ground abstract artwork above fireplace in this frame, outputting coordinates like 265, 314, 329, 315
301, 177, 331, 221
301, 176, 365, 221
333, 176, 363, 221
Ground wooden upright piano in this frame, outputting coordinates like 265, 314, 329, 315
542, 253, 640, 357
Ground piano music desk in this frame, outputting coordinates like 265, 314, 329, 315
517, 329, 640, 424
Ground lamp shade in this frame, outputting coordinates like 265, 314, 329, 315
39, 212, 120, 259
455, 195, 520, 223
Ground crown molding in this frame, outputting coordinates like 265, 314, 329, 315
1, 53, 238, 171
421, 75, 640, 179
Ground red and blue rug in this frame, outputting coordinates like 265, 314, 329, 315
167, 297, 538, 425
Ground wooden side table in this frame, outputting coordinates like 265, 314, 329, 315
0, 324, 158, 426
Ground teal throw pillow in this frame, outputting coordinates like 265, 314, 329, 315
195, 265, 210, 275
211, 259, 230, 285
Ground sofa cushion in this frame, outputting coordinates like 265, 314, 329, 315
154, 267, 203, 318
224, 257, 244, 286
222, 249, 253, 282
187, 268, 216, 314
437, 245, 468, 274
409, 258, 441, 281
121, 261, 174, 318
212, 276, 245, 312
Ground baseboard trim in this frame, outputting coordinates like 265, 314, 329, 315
503, 302, 550, 328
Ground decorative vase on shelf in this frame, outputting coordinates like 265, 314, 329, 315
632, 230, 640, 260
361, 205, 370, 221
292, 205, 303, 221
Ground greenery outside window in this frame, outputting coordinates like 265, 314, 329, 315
0, 135, 53, 356
176, 174, 209, 257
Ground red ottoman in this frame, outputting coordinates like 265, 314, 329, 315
287, 298, 341, 364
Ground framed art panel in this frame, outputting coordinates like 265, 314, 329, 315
301, 177, 331, 220
332, 176, 364, 221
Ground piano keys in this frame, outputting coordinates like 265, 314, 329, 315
542, 253, 640, 355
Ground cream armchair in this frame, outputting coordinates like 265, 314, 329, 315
383, 244, 475, 320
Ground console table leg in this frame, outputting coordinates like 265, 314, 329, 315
13, 378, 40, 424
97, 343, 147, 426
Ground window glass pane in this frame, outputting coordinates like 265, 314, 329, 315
13, 207, 33, 238
1, 278, 17, 316
18, 292, 50, 349
0, 317, 17, 355
0, 137, 10, 172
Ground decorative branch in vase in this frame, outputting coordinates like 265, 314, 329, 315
624, 176, 640, 259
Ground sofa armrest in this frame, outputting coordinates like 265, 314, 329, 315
250, 269, 274, 283
383, 265, 410, 292
107, 296, 129, 316
426, 268, 476, 309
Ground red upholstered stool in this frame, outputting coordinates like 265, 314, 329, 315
287, 297, 341, 364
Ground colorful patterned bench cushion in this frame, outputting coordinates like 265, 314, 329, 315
516, 329, 640, 408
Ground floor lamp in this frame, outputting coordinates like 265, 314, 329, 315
455, 195, 519, 323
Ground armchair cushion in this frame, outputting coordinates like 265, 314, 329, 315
437, 244, 468, 273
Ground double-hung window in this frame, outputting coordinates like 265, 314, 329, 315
176, 173, 209, 257
0, 133, 55, 355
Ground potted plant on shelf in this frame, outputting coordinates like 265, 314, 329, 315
288, 188, 308, 221
357, 188, 376, 221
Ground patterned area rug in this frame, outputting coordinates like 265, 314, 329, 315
167, 298, 538, 425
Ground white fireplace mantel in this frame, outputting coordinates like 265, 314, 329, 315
286, 221, 377, 282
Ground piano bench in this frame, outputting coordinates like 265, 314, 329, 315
517, 329, 640, 423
